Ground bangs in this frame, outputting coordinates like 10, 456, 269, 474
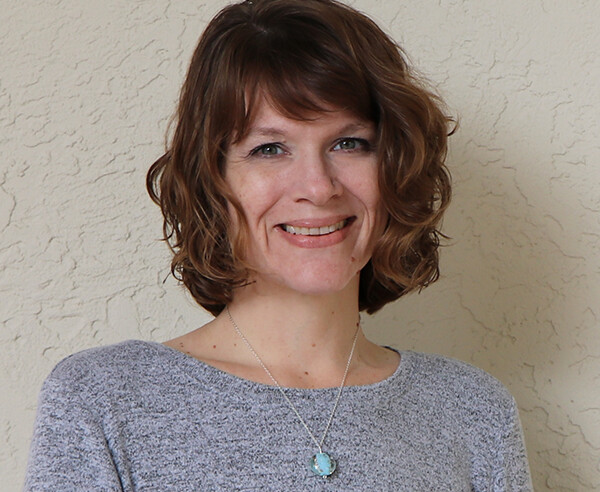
219, 11, 378, 144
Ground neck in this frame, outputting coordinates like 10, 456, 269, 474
166, 274, 400, 388
218, 276, 363, 386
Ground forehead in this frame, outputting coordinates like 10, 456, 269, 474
238, 94, 374, 141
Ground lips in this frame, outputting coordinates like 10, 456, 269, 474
280, 219, 349, 236
275, 216, 357, 248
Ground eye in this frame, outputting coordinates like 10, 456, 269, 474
249, 143, 285, 157
332, 138, 370, 152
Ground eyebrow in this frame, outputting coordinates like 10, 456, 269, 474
245, 121, 373, 140
246, 127, 287, 138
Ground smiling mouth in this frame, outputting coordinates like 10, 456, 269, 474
280, 218, 353, 236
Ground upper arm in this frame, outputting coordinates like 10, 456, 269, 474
491, 397, 533, 492
24, 371, 124, 491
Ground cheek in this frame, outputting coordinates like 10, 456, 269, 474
352, 173, 381, 214
226, 185, 279, 260
348, 160, 379, 200
229, 170, 282, 219
226, 181, 259, 228
358, 177, 385, 243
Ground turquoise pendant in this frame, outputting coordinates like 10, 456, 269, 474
309, 452, 336, 477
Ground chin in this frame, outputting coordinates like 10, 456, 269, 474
270, 267, 362, 297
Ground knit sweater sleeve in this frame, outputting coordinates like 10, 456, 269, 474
24, 360, 123, 492
492, 396, 533, 492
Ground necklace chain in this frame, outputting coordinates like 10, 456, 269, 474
226, 306, 359, 453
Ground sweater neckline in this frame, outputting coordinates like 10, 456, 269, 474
132, 339, 413, 394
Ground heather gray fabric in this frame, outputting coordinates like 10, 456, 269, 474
25, 340, 532, 491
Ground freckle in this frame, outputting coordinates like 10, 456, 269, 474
312, 343, 316, 347
234, 343, 237, 347
213, 345, 217, 349
304, 371, 309, 375
179, 342, 184, 347
351, 257, 356, 262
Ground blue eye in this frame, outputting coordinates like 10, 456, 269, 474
250, 143, 284, 156
332, 138, 370, 152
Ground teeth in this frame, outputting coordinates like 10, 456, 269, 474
282, 219, 347, 236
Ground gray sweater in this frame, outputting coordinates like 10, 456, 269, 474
25, 340, 532, 491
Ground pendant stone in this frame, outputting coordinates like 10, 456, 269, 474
309, 452, 336, 477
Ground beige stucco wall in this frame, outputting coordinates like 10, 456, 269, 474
1, 0, 598, 490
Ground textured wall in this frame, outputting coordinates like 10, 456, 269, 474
1, 0, 598, 490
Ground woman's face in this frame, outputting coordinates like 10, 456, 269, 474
225, 98, 384, 296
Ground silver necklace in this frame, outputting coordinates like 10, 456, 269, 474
226, 306, 359, 478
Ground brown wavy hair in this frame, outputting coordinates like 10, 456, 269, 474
147, 0, 453, 316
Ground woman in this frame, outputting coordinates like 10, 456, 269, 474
25, 0, 532, 490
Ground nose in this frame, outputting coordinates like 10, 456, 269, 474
292, 152, 343, 205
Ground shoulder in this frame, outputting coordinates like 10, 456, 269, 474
48, 340, 160, 380
405, 351, 509, 390
42, 340, 179, 406
400, 351, 517, 420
